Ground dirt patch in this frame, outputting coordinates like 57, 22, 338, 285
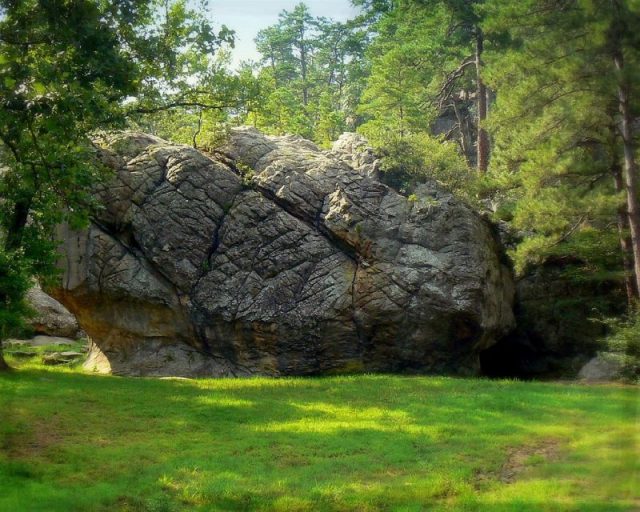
500, 439, 561, 483
4, 416, 66, 459
474, 439, 562, 487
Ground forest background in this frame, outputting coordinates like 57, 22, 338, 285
1, 0, 639, 374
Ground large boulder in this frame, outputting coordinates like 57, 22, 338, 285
52, 128, 515, 377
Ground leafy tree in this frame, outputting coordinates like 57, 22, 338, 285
255, 25, 297, 88
355, 0, 490, 172
132, 47, 241, 148
0, 0, 232, 370
254, 3, 317, 113
482, 0, 640, 304
250, 3, 367, 143
315, 90, 347, 146
0, 247, 31, 370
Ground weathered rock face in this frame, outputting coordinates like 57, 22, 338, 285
52, 127, 515, 377
330, 133, 381, 180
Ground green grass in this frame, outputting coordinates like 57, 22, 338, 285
3, 339, 87, 360
1, 355, 638, 511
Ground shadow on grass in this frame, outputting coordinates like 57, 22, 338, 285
0, 370, 637, 511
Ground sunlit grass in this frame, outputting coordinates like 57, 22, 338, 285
0, 356, 638, 511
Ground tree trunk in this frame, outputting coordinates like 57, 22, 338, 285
6, 199, 30, 250
616, 75, 640, 298
300, 30, 309, 107
613, 161, 638, 304
611, 5, 640, 298
452, 100, 473, 166
475, 27, 489, 173
0, 344, 9, 372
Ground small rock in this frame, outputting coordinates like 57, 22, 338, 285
42, 353, 65, 365
30, 335, 77, 347
6, 350, 37, 358
58, 351, 84, 358
42, 351, 84, 365
26, 284, 81, 338
331, 132, 381, 179
578, 354, 623, 382
4, 339, 30, 348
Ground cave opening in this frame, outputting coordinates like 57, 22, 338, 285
479, 334, 540, 380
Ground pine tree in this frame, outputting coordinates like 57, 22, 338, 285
251, 3, 366, 142
482, 0, 640, 303
356, 0, 491, 171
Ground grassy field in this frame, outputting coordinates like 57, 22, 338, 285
0, 354, 638, 511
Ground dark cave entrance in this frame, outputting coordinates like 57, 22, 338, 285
478, 335, 539, 379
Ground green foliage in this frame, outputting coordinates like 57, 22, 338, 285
0, 248, 31, 342
240, 1, 481, 204
1, 369, 637, 510
601, 313, 640, 382
361, 129, 476, 199
0, 0, 233, 367
0, 0, 231, 246
356, 0, 489, 169
0, 0, 147, 258
236, 162, 255, 188
247, 3, 367, 143
354, 0, 481, 199
258, 85, 315, 138
357, 43, 434, 138
128, 0, 234, 111
314, 90, 347, 148
130, 24, 239, 144
482, 0, 640, 277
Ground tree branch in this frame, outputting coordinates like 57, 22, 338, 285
129, 101, 240, 115
437, 57, 476, 108
0, 34, 52, 46
550, 215, 587, 248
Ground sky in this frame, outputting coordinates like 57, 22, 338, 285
208, 0, 361, 67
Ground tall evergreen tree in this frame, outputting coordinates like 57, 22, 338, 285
482, 0, 640, 303
250, 2, 366, 144
608, 0, 640, 300
355, 0, 490, 172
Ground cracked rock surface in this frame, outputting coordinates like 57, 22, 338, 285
52, 127, 515, 377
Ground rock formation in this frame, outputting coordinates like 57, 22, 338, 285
52, 127, 515, 377
331, 132, 381, 180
